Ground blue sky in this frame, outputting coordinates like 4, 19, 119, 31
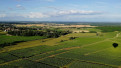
0, 0, 121, 22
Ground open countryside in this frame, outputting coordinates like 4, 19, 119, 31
0, 23, 121, 68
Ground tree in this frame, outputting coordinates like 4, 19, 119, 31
113, 43, 118, 48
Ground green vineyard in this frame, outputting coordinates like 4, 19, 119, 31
0, 31, 121, 68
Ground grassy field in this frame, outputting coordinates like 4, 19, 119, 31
0, 29, 121, 68
0, 32, 7, 35
0, 35, 46, 48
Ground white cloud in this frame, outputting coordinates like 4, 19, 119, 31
3, 10, 103, 19
16, 5, 22, 7
49, 10, 103, 16
17, 10, 103, 18
21, 12, 49, 18
59, 10, 100, 15
46, 6, 62, 11
0, 14, 6, 18
16, 5, 25, 10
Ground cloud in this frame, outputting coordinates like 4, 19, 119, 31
46, 6, 63, 11
21, 12, 49, 18
49, 10, 103, 16
2, 10, 103, 19
0, 14, 6, 18
8, 5, 26, 11
16, 5, 26, 10
18, 10, 103, 18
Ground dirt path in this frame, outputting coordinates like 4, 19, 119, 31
0, 38, 109, 66
83, 32, 120, 56
0, 33, 96, 53
0, 46, 80, 66
81, 39, 109, 48
0, 38, 53, 53
0, 59, 22, 66
0, 32, 119, 66
114, 32, 120, 38
35, 39, 110, 62
118, 66, 121, 68
35, 51, 70, 62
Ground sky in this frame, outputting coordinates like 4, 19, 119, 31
0, 0, 121, 22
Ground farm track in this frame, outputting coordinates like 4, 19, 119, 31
0, 32, 120, 67
0, 38, 53, 53
0, 59, 22, 66
35, 51, 70, 62
0, 46, 78, 66
63, 32, 120, 67
63, 61, 76, 68
78, 60, 117, 68
115, 33, 120, 38
0, 33, 96, 53
0, 38, 108, 66
84, 32, 121, 56
0, 36, 110, 65
81, 39, 109, 48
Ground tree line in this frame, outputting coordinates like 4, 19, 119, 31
0, 24, 72, 38
96, 26, 121, 32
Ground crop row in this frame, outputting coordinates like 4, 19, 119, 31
69, 61, 115, 68
39, 57, 73, 67
9, 45, 64, 58
0, 59, 58, 68
29, 49, 67, 61
0, 52, 19, 64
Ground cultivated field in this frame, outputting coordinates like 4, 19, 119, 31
0, 24, 121, 68
15, 24, 96, 28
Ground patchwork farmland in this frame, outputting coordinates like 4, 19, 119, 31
0, 23, 121, 68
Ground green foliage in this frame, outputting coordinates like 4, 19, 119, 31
0, 60, 58, 68
89, 31, 97, 33
0, 52, 19, 64
69, 37, 78, 40
8, 29, 71, 38
29, 50, 67, 61
59, 37, 105, 48
40, 57, 73, 67
9, 45, 61, 58
0, 32, 7, 35
96, 26, 121, 32
0, 28, 121, 68
0, 35, 45, 47
69, 61, 113, 68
